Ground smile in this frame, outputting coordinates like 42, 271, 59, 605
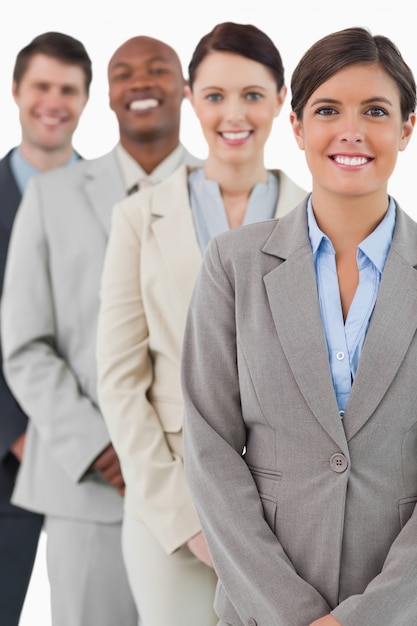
332, 155, 371, 166
220, 131, 252, 141
130, 98, 159, 111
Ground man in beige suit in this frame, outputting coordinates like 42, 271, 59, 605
1, 35, 201, 626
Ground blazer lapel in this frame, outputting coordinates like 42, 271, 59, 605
82, 150, 125, 237
343, 207, 417, 441
150, 166, 202, 307
263, 204, 348, 452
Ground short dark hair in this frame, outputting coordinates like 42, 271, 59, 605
291, 26, 416, 121
13, 31, 92, 94
188, 22, 284, 92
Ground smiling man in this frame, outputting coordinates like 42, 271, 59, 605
0, 31, 91, 626
0, 35, 201, 626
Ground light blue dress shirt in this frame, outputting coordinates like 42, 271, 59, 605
307, 196, 396, 415
189, 167, 279, 253
10, 147, 79, 194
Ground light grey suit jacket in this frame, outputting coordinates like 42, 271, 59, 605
1, 145, 200, 522
182, 199, 417, 626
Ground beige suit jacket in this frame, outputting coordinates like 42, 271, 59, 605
1, 146, 199, 522
96, 165, 307, 552
182, 200, 417, 625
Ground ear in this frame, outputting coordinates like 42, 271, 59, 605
290, 110, 304, 150
274, 85, 287, 117
184, 84, 195, 110
12, 81, 19, 103
399, 112, 416, 151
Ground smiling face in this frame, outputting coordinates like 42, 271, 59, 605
290, 63, 415, 202
186, 51, 285, 171
108, 36, 186, 145
13, 53, 88, 155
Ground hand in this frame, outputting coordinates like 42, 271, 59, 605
92, 443, 125, 495
309, 615, 342, 626
186, 531, 214, 568
10, 432, 26, 462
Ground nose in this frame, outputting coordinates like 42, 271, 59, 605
42, 87, 66, 110
130, 69, 156, 90
224, 96, 246, 124
339, 113, 365, 143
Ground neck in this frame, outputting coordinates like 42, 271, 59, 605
311, 187, 390, 252
204, 156, 269, 229
120, 133, 179, 174
19, 141, 74, 172
204, 156, 268, 196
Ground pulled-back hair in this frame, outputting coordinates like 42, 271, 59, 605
188, 21, 284, 91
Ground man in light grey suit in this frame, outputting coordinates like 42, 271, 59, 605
1, 35, 201, 626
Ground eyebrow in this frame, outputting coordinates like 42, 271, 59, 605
309, 96, 394, 107
199, 84, 268, 92
110, 55, 171, 70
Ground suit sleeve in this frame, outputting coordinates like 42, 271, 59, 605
181, 237, 332, 625
0, 209, 28, 462
0, 178, 111, 483
96, 199, 201, 554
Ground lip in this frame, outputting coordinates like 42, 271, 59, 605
330, 153, 374, 167
34, 110, 67, 127
218, 130, 253, 145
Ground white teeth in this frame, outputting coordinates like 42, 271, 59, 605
130, 98, 158, 111
221, 131, 251, 140
39, 115, 61, 126
334, 155, 368, 166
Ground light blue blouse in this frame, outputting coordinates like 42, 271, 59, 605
188, 167, 279, 253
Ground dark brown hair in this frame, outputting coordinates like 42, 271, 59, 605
188, 22, 284, 92
291, 27, 416, 121
13, 31, 92, 94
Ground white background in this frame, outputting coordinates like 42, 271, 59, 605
1, 1, 415, 623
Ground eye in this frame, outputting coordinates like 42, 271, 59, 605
315, 106, 338, 116
34, 82, 49, 92
111, 71, 131, 82
149, 67, 170, 76
206, 93, 223, 102
365, 106, 388, 117
245, 92, 263, 101
62, 86, 79, 96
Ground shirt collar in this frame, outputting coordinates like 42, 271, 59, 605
115, 142, 186, 194
11, 147, 79, 194
307, 195, 396, 273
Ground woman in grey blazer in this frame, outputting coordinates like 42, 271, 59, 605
182, 27, 417, 626
97, 21, 307, 626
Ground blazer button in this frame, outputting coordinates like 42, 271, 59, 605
248, 619, 257, 626
330, 453, 348, 473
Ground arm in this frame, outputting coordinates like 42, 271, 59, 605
181, 237, 331, 625
1, 179, 112, 484
96, 199, 202, 555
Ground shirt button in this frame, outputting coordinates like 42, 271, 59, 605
339, 410, 345, 418
248, 620, 257, 626
330, 453, 348, 473
336, 351, 345, 360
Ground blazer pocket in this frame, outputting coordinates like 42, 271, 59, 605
152, 398, 183, 433
398, 495, 417, 528
247, 465, 282, 533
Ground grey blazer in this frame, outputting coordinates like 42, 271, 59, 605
1, 145, 199, 522
182, 199, 417, 626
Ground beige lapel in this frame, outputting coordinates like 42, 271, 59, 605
150, 166, 202, 308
